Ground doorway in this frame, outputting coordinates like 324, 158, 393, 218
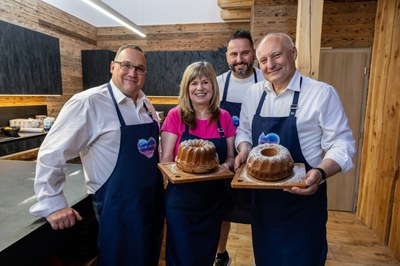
319, 48, 370, 211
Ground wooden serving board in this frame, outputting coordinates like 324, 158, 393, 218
158, 162, 234, 184
231, 163, 307, 189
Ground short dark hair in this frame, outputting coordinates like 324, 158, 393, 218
229, 29, 254, 48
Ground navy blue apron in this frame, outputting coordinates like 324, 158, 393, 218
251, 79, 328, 266
92, 84, 165, 266
165, 120, 227, 266
220, 70, 257, 224
220, 69, 258, 125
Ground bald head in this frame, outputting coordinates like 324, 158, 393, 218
256, 33, 295, 59
255, 32, 298, 94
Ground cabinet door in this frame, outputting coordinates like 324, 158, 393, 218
319, 48, 370, 211
81, 50, 116, 90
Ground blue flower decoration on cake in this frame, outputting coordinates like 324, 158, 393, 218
258, 132, 280, 145
137, 137, 156, 158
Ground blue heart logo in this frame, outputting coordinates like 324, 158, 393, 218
258, 132, 280, 145
232, 115, 240, 127
137, 137, 156, 158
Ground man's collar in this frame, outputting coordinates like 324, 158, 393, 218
264, 70, 301, 94
286, 70, 302, 92
109, 80, 146, 104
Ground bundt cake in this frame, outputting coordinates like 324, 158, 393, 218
246, 143, 294, 181
175, 139, 219, 173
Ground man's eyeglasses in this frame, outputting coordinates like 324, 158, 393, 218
114, 61, 147, 75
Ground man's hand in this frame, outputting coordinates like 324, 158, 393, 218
234, 151, 249, 170
284, 168, 323, 195
46, 207, 83, 230
234, 142, 252, 170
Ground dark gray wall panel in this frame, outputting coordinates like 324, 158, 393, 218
81, 50, 116, 90
142, 48, 228, 96
0, 20, 62, 95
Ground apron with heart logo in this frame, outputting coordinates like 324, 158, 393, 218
92, 84, 165, 266
251, 78, 328, 265
165, 121, 227, 266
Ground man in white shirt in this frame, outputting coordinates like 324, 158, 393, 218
234, 33, 355, 265
30, 44, 164, 266
215, 29, 264, 266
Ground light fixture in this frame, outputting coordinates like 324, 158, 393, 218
81, 0, 146, 37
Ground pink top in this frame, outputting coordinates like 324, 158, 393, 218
161, 107, 236, 157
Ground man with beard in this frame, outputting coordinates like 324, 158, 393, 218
215, 29, 264, 266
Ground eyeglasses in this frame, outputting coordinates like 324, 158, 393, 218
114, 61, 147, 75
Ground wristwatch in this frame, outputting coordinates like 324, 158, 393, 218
312, 167, 327, 180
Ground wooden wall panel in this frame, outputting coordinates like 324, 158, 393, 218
321, 1, 377, 47
251, 0, 376, 48
356, 0, 400, 259
97, 22, 250, 52
251, 1, 298, 45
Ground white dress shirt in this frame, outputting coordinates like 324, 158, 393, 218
235, 70, 355, 172
217, 68, 264, 103
29, 81, 158, 217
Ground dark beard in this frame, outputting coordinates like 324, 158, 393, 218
229, 62, 253, 77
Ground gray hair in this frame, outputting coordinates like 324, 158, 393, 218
114, 44, 146, 60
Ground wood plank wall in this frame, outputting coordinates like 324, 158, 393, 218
356, 0, 400, 259
251, 0, 377, 48
97, 23, 249, 52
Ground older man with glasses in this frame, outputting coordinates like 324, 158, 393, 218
30, 44, 165, 266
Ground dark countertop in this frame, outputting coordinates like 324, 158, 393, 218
0, 132, 47, 143
0, 160, 87, 253
0, 132, 48, 157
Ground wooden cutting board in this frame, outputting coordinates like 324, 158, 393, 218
158, 162, 234, 184
231, 163, 307, 189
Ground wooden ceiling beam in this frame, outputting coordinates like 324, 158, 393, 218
217, 0, 252, 9
220, 8, 251, 21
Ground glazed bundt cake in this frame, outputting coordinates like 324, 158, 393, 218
246, 143, 294, 181
175, 139, 219, 173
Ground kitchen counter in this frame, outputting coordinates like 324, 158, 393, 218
0, 160, 97, 264
0, 132, 47, 157
0, 131, 47, 143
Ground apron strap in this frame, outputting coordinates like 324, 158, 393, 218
184, 120, 225, 138
221, 71, 231, 103
108, 83, 156, 126
143, 102, 157, 122
289, 77, 302, 116
217, 119, 225, 138
289, 91, 300, 116
255, 91, 267, 116
107, 83, 126, 127
221, 69, 258, 103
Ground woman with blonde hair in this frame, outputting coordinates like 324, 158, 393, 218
161, 61, 236, 265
